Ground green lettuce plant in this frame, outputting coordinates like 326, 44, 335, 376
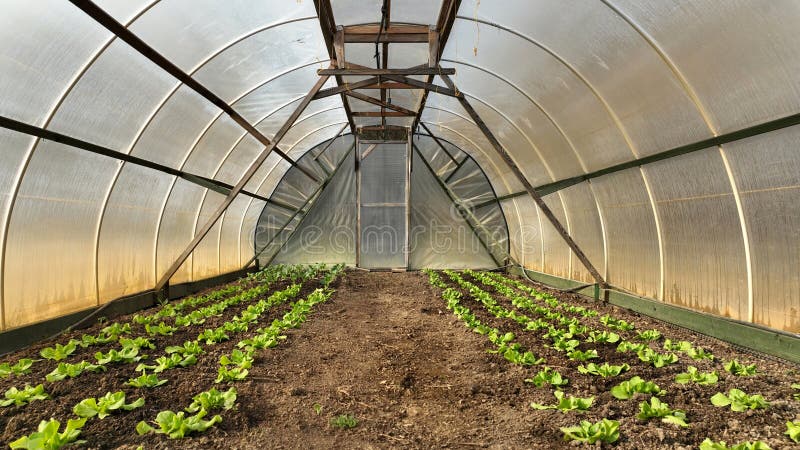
567, 349, 598, 361
637, 329, 662, 341
724, 360, 757, 376
186, 387, 237, 413
40, 340, 78, 361
610, 376, 662, 400
637, 348, 678, 368
578, 362, 630, 378
73, 391, 144, 419
531, 391, 593, 412
674, 366, 718, 385
126, 372, 168, 388
600, 315, 634, 331
524, 367, 568, 388
165, 341, 204, 356
94, 347, 143, 365
699, 439, 771, 450
330, 414, 358, 429
616, 341, 647, 353
136, 410, 222, 439
9, 418, 86, 450
46, 361, 105, 382
710, 389, 769, 411
0, 359, 34, 378
1, 384, 49, 407
145, 321, 178, 336
792, 383, 800, 401
585, 330, 620, 344
560, 418, 619, 444
215, 365, 248, 383
637, 397, 688, 427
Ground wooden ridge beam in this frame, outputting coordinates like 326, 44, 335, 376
313, 0, 357, 133
313, 76, 381, 99
352, 111, 415, 117
318, 67, 455, 76
344, 91, 417, 116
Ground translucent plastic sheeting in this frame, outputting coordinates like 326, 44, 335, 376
643, 150, 748, 321
272, 149, 357, 266
413, 135, 510, 264
409, 151, 496, 269
97, 166, 173, 303
502, 197, 542, 271
359, 143, 408, 269
156, 179, 209, 285
192, 193, 226, 281
219, 196, 252, 271
724, 125, 800, 332
128, 1, 318, 73
558, 184, 606, 284
590, 169, 661, 300
538, 194, 571, 279
330, 0, 443, 26
456, 0, 713, 157
610, 0, 800, 135
5, 143, 117, 328
0, 0, 110, 126
0, 130, 37, 330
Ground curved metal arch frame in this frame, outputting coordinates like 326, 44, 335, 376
437, 58, 646, 295
249, 129, 514, 266
601, 0, 753, 321
0, 0, 163, 327
456, 6, 753, 311
93, 20, 331, 300
188, 106, 347, 280
149, 59, 334, 288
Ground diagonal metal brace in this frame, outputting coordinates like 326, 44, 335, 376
439, 73, 607, 288
155, 73, 332, 291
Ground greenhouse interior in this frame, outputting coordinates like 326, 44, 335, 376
1, 0, 799, 448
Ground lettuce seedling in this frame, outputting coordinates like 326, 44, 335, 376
330, 414, 358, 429
600, 315, 635, 331
710, 389, 769, 411
127, 372, 168, 388
586, 330, 620, 344
73, 391, 144, 419
637, 348, 679, 368
525, 367, 569, 388
0, 359, 34, 378
675, 366, 718, 385
785, 421, 800, 443
94, 347, 143, 365
560, 418, 619, 444
119, 337, 155, 351
78, 333, 116, 347
686, 346, 714, 361
40, 340, 79, 361
215, 365, 248, 383
186, 387, 237, 413
9, 417, 86, 450
724, 360, 757, 376
1, 384, 49, 407
46, 361, 105, 382
637, 397, 688, 427
136, 353, 197, 373
220, 349, 254, 369
165, 341, 204, 356
616, 341, 647, 354
198, 328, 230, 345
100, 322, 130, 337
699, 439, 772, 450
663, 339, 693, 352
637, 329, 662, 341
610, 376, 662, 400
578, 362, 630, 378
145, 322, 178, 336
792, 383, 800, 401
503, 348, 544, 366
531, 391, 594, 412
567, 349, 598, 362
136, 410, 222, 439
552, 338, 580, 353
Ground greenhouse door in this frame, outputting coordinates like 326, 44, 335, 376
356, 134, 411, 270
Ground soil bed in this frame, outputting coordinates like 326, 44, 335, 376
1, 270, 799, 449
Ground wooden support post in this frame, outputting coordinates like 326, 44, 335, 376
440, 73, 607, 287
334, 26, 346, 68
428, 26, 439, 68
355, 136, 362, 267
154, 72, 332, 291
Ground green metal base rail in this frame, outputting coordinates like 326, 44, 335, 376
509, 266, 800, 365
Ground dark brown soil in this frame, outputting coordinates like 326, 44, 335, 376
2, 270, 800, 449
